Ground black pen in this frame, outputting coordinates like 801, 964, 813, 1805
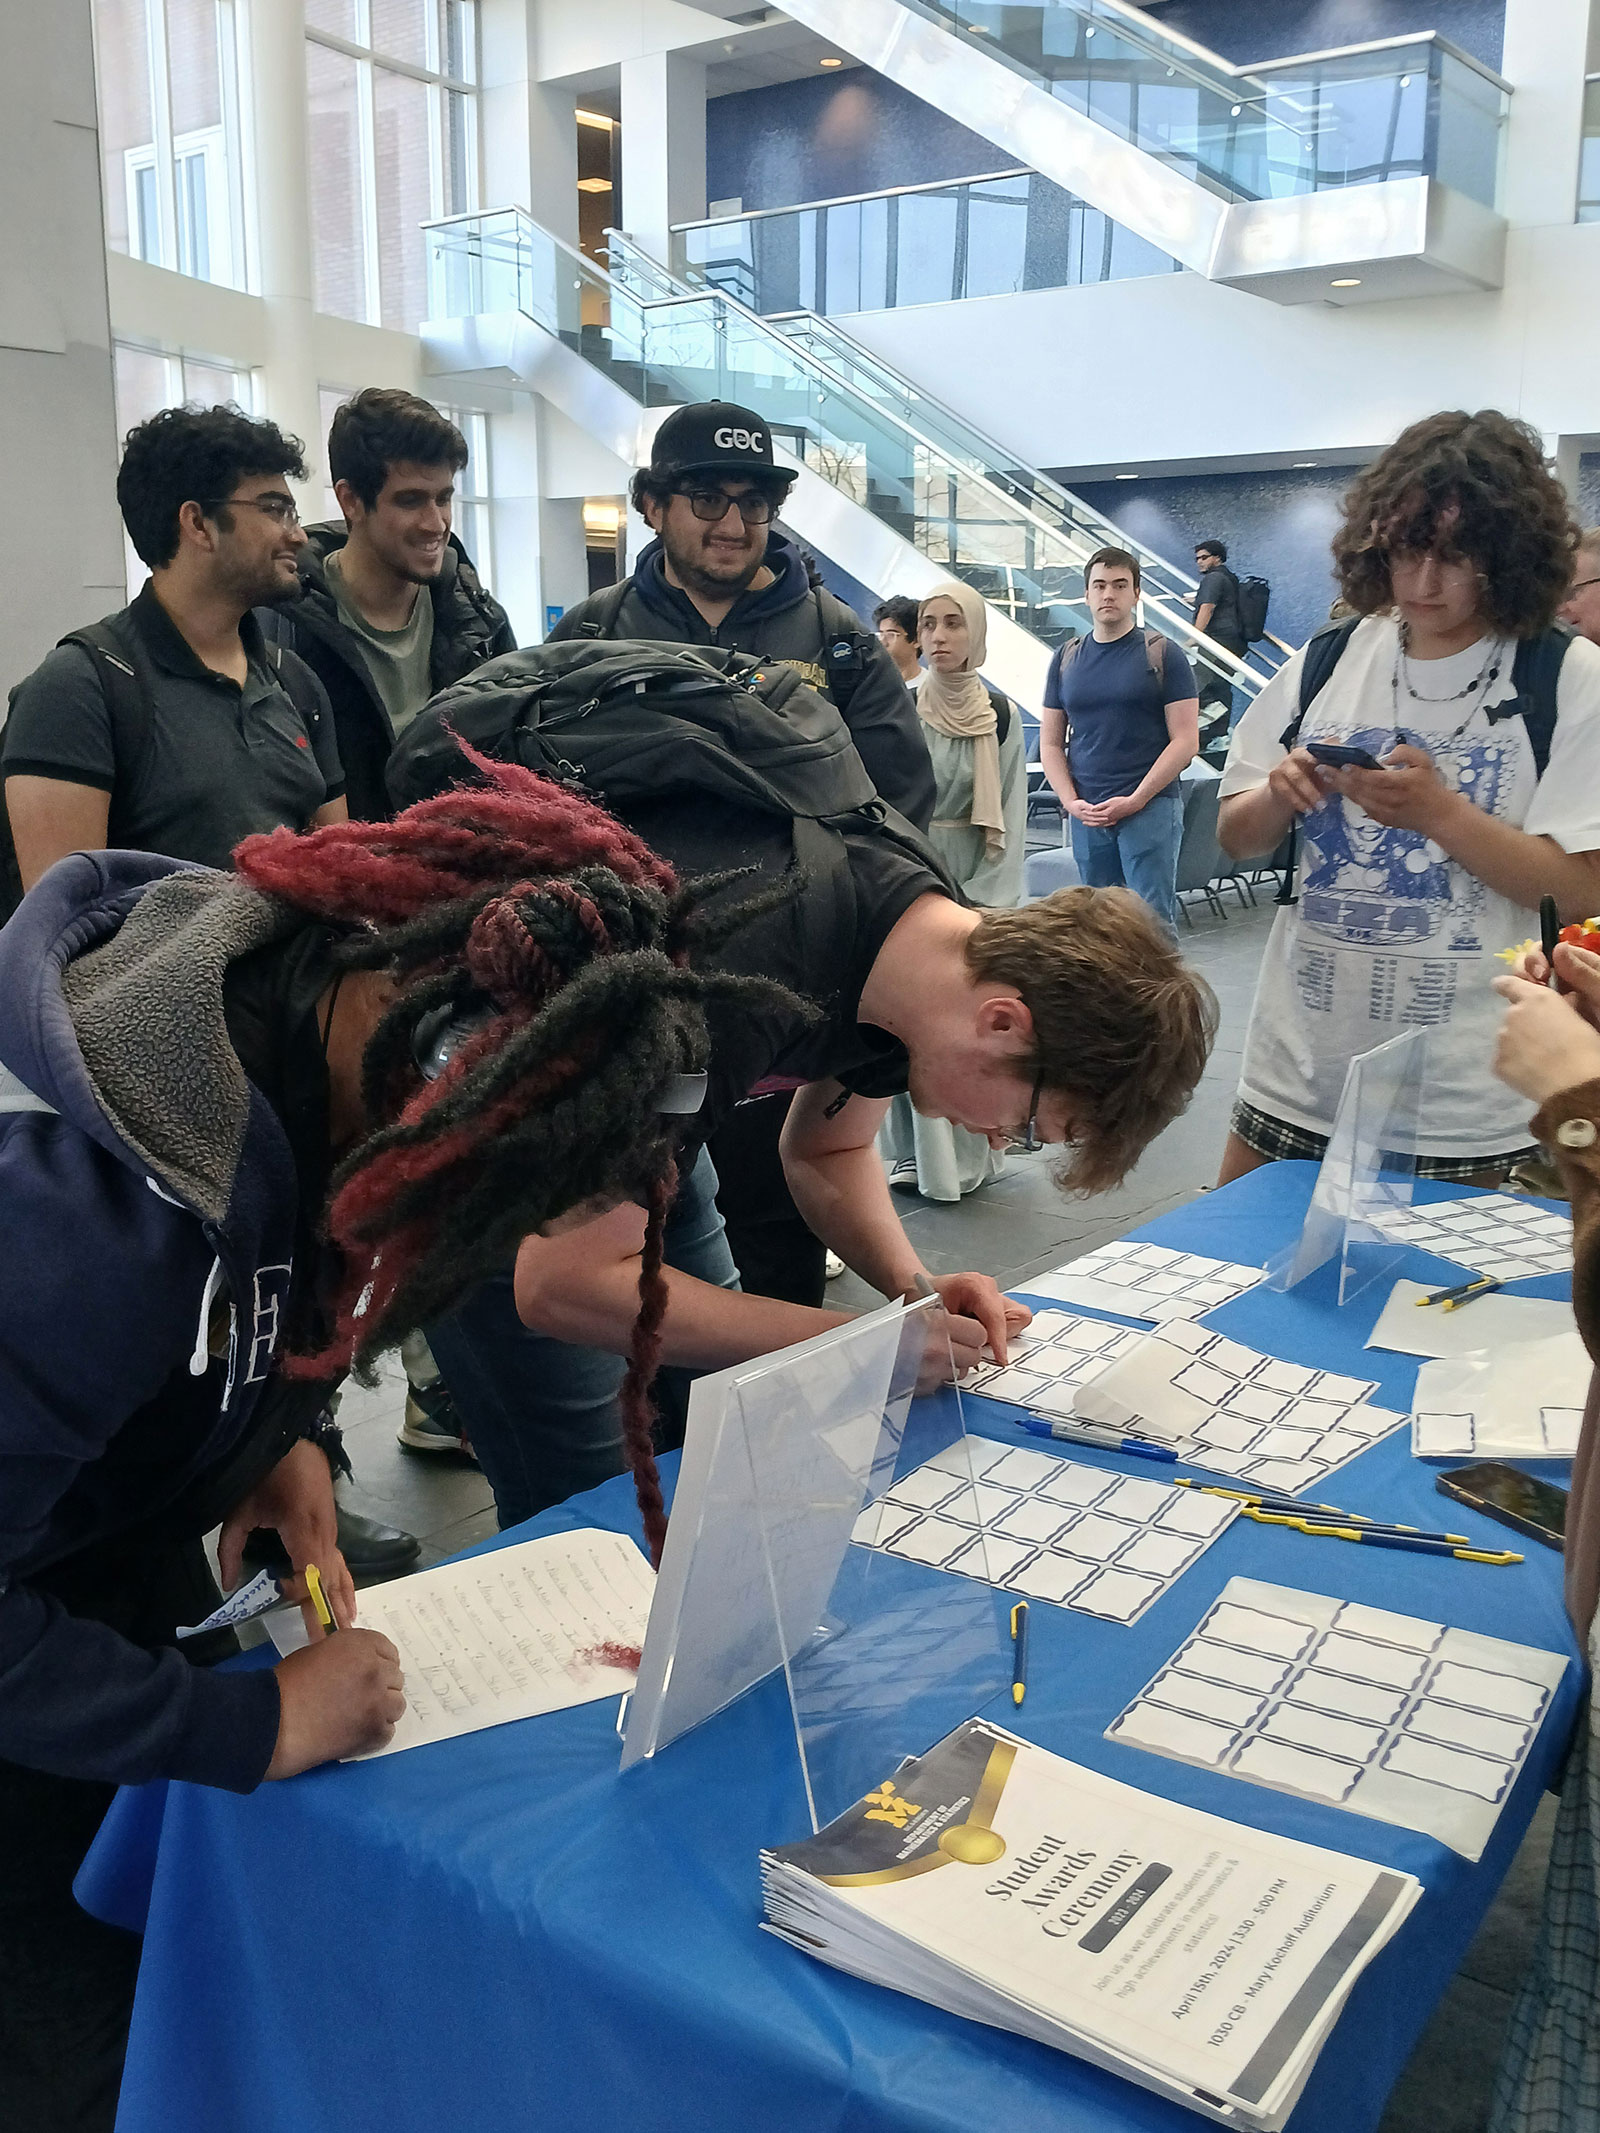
1541, 893, 1563, 992
1010, 1602, 1029, 1707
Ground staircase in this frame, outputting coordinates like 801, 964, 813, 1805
419, 205, 1266, 710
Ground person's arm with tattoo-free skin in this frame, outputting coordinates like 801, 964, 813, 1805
513, 1084, 1027, 1373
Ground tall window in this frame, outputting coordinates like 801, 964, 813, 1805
93, 0, 249, 290
307, 2, 480, 331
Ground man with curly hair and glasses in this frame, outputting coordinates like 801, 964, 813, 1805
1215, 408, 1600, 1186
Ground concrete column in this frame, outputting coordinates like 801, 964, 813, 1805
481, 0, 578, 242
619, 50, 706, 268
1500, 0, 1592, 229
245, 0, 325, 496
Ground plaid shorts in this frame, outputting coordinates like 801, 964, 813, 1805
1230, 1099, 1539, 1184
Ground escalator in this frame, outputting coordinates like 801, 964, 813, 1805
420, 205, 1264, 712
733, 0, 1508, 303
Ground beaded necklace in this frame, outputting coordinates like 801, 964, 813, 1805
1389, 621, 1506, 747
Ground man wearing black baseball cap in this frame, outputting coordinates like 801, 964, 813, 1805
545, 397, 935, 1319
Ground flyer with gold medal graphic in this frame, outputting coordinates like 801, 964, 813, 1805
762, 1721, 1418, 2128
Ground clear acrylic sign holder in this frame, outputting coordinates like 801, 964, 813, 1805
1266, 1027, 1427, 1306
619, 1297, 1010, 1832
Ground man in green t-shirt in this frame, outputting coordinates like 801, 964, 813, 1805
264, 388, 516, 1459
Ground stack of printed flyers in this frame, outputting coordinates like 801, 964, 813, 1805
762, 1719, 1419, 2129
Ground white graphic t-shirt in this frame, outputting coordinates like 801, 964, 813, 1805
1219, 616, 1600, 1156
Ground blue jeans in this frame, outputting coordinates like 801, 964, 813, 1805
425, 1145, 739, 1529
1069, 785, 1183, 930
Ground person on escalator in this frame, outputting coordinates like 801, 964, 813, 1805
546, 400, 935, 1314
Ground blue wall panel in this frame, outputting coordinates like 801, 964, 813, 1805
707, 69, 1012, 213
1140, 1, 1504, 70
1066, 466, 1362, 653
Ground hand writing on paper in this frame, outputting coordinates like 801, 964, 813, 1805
218, 1436, 356, 1633
267, 1634, 408, 1777
925, 1273, 1031, 1376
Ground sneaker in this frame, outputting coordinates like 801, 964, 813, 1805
397, 1378, 477, 1461
824, 1251, 846, 1280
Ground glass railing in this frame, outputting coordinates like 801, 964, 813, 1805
1580, 77, 1600, 223
901, 0, 1507, 209
671, 168, 1180, 318
423, 208, 1262, 691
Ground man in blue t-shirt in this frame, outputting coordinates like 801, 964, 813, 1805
1039, 546, 1200, 928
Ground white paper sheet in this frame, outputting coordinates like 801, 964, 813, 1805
1071, 1322, 1405, 1496
1370, 1194, 1573, 1283
344, 1528, 655, 1760
852, 1439, 1236, 1625
1409, 1330, 1592, 1459
1108, 1576, 1570, 1858
1365, 1281, 1578, 1360
1021, 1241, 1265, 1323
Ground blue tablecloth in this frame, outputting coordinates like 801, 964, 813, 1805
79, 1164, 1585, 2133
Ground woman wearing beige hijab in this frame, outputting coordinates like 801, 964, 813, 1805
881, 579, 1028, 1200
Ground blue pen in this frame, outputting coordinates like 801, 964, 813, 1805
1020, 1418, 1176, 1464
1010, 1602, 1029, 1707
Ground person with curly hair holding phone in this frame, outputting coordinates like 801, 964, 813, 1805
1216, 409, 1600, 1185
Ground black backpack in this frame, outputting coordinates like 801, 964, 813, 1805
385, 639, 959, 970
1236, 575, 1270, 644
575, 577, 880, 718
0, 614, 328, 922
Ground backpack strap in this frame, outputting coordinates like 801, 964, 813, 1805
1278, 616, 1361, 751
812, 587, 876, 716
574, 578, 632, 641
58, 619, 157, 844
987, 689, 1011, 747
1143, 629, 1166, 688
263, 639, 330, 737
1489, 625, 1571, 781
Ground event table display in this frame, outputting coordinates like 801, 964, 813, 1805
79, 1165, 1583, 2133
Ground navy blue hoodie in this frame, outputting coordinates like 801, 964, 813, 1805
0, 852, 325, 1791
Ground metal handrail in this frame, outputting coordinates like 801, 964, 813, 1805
672, 168, 1032, 234
599, 227, 1265, 688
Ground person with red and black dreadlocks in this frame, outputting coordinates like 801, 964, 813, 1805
0, 759, 809, 2130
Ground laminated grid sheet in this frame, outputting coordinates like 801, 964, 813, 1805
1370, 1195, 1573, 1283
1072, 1320, 1407, 1497
1108, 1577, 1571, 1859
961, 1309, 1144, 1419
852, 1438, 1237, 1626
1412, 1408, 1584, 1459
1022, 1241, 1266, 1323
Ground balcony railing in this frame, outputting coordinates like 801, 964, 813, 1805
901, 0, 1508, 210
671, 168, 1180, 319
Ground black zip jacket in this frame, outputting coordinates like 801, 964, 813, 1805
549, 535, 936, 832
261, 523, 515, 821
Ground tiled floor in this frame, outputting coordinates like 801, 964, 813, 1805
331, 884, 1550, 2133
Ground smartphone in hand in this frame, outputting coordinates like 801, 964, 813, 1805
1306, 741, 1387, 772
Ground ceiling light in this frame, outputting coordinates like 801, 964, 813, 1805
576, 177, 614, 193
1330, 276, 1361, 287
575, 108, 613, 130
1116, 472, 1139, 480
1293, 460, 1318, 468
819, 54, 843, 66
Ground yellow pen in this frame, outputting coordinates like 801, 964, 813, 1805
1175, 1477, 1469, 1542
1009, 1601, 1029, 1707
304, 1562, 338, 1635
1241, 1508, 1520, 1563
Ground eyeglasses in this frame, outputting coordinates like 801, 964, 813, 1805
198, 493, 302, 526
677, 487, 779, 526
995, 1073, 1046, 1155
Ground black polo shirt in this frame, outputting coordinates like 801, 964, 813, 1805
2, 584, 343, 869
